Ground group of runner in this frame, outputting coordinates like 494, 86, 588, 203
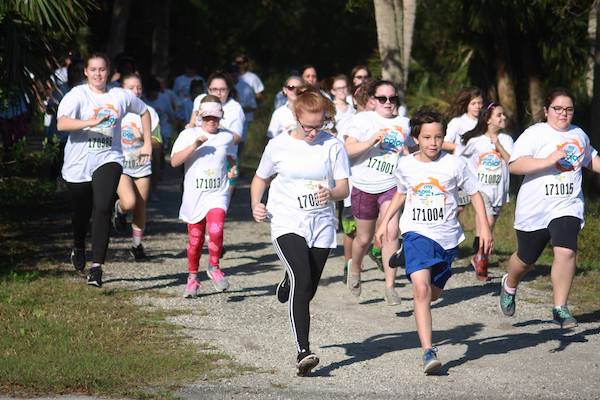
55, 53, 600, 377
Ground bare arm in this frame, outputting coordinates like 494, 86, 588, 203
170, 135, 207, 167
587, 155, 600, 173
139, 110, 152, 162
344, 131, 385, 159
374, 191, 406, 244
509, 149, 566, 175
250, 175, 270, 222
442, 142, 456, 153
187, 110, 198, 128
470, 192, 493, 254
491, 136, 510, 162
57, 115, 108, 132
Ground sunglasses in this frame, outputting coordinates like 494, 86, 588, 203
285, 85, 301, 91
373, 95, 399, 104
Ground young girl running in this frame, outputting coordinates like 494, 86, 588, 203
443, 87, 484, 153
375, 107, 493, 374
171, 96, 237, 297
500, 88, 600, 329
112, 73, 160, 260
57, 53, 151, 287
456, 102, 513, 280
250, 90, 350, 376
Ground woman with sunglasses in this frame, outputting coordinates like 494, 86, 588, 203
251, 89, 350, 376
266, 76, 304, 139
344, 80, 412, 305
456, 102, 513, 281
500, 88, 600, 329
172, 95, 237, 297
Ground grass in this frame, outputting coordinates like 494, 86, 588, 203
0, 267, 243, 398
458, 198, 600, 315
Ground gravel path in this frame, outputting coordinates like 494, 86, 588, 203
58, 167, 600, 399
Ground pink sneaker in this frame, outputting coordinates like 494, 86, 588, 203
207, 266, 229, 292
183, 277, 200, 298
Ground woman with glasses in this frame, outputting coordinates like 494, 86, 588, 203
344, 80, 412, 305
500, 88, 600, 329
250, 89, 350, 376
266, 76, 304, 139
456, 102, 513, 281
330, 74, 354, 127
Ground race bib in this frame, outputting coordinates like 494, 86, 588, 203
87, 131, 113, 152
195, 168, 224, 192
543, 173, 575, 198
410, 178, 447, 225
292, 180, 328, 211
477, 151, 502, 185
366, 154, 395, 175
123, 151, 142, 169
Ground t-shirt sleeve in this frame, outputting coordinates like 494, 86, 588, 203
444, 118, 459, 143
266, 111, 280, 139
56, 90, 81, 119
509, 127, 538, 162
253, 75, 265, 94
346, 116, 365, 141
331, 141, 350, 180
192, 94, 203, 112
224, 105, 245, 137
394, 160, 409, 193
148, 106, 160, 132
499, 134, 514, 155
255, 141, 276, 179
127, 93, 148, 115
170, 129, 195, 156
456, 156, 479, 195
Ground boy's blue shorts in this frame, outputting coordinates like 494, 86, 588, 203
403, 231, 458, 289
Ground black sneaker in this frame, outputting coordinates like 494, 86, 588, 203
130, 244, 146, 261
87, 266, 103, 287
70, 248, 86, 272
296, 350, 319, 376
112, 200, 127, 233
276, 273, 290, 303
389, 241, 405, 268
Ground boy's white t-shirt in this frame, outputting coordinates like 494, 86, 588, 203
266, 104, 296, 139
346, 111, 412, 194
445, 113, 478, 146
396, 152, 480, 250
256, 131, 350, 248
58, 84, 147, 183
455, 133, 514, 207
171, 127, 236, 224
510, 122, 598, 231
121, 105, 159, 178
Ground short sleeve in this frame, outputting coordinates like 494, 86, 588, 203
455, 156, 479, 195
147, 105, 160, 132
223, 102, 245, 137
192, 94, 205, 112
345, 116, 366, 141
57, 89, 81, 119
170, 129, 196, 156
127, 93, 147, 115
330, 141, 350, 180
266, 110, 281, 139
394, 160, 409, 194
509, 127, 539, 162
499, 133, 514, 155
255, 140, 276, 179
444, 118, 460, 144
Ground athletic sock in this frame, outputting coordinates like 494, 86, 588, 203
504, 280, 516, 295
132, 227, 143, 247
116, 199, 124, 214
91, 262, 102, 269
371, 246, 382, 256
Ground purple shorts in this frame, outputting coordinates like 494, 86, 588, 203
351, 186, 396, 220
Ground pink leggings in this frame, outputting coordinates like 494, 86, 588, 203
187, 208, 225, 273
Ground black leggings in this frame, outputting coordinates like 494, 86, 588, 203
273, 233, 330, 353
66, 162, 122, 264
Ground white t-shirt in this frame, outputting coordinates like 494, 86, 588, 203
266, 104, 296, 139
510, 122, 598, 231
334, 102, 355, 126
171, 127, 236, 224
396, 152, 479, 249
455, 133, 514, 207
58, 84, 147, 183
235, 79, 257, 123
256, 131, 350, 248
121, 105, 160, 178
445, 113, 478, 146
240, 71, 264, 95
346, 111, 412, 194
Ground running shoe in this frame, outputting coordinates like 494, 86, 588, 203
389, 241, 405, 268
347, 275, 361, 298
423, 347, 442, 374
70, 247, 86, 272
130, 244, 147, 261
207, 266, 230, 292
183, 277, 200, 298
499, 274, 516, 316
276, 273, 290, 303
471, 255, 490, 281
384, 287, 401, 306
553, 306, 578, 329
87, 266, 103, 287
296, 350, 319, 376
368, 245, 384, 271
112, 199, 127, 233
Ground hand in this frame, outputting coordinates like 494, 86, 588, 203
375, 225, 388, 245
88, 114, 110, 127
546, 149, 567, 166
479, 227, 494, 256
252, 203, 268, 222
228, 165, 238, 179
195, 135, 208, 147
138, 142, 152, 164
316, 184, 331, 205
370, 131, 386, 147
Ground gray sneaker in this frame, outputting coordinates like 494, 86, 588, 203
384, 287, 401, 306
423, 347, 442, 375
499, 274, 516, 316
553, 306, 578, 329
207, 266, 229, 292
347, 266, 361, 298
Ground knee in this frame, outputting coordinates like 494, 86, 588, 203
412, 281, 431, 303
119, 196, 135, 211
553, 246, 576, 262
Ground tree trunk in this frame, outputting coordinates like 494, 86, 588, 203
151, 0, 171, 78
591, 0, 600, 147
587, 2, 598, 98
519, 38, 544, 122
373, 0, 417, 97
106, 0, 132, 60
495, 57, 518, 130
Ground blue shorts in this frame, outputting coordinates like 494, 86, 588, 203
403, 232, 458, 289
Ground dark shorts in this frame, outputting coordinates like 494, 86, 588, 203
403, 232, 458, 289
351, 186, 396, 220
516, 216, 581, 265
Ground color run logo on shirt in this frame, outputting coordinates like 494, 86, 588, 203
478, 151, 502, 171
93, 104, 119, 128
379, 126, 407, 153
121, 122, 141, 145
555, 139, 584, 172
412, 177, 447, 205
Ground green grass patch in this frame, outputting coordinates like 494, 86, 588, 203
0, 269, 241, 397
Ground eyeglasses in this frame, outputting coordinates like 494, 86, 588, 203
373, 95, 399, 104
298, 121, 326, 133
549, 105, 574, 115
209, 87, 228, 93
332, 86, 347, 91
